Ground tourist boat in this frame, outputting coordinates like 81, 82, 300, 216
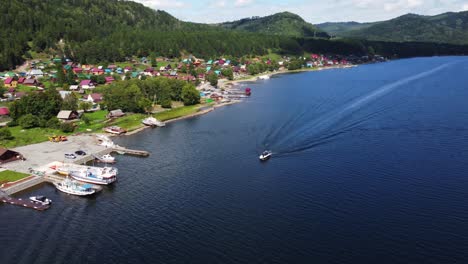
142, 117, 166, 127
69, 168, 117, 185
53, 178, 95, 196
104, 126, 127, 135
96, 154, 115, 163
259, 150, 272, 161
29, 196, 52, 205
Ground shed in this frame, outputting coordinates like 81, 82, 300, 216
57, 110, 80, 120
0, 148, 23, 164
107, 109, 125, 118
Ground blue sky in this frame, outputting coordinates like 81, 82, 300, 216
132, 0, 468, 23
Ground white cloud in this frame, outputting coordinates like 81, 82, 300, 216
234, 0, 254, 7
463, 3, 468, 11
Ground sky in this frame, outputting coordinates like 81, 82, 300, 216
132, 0, 468, 24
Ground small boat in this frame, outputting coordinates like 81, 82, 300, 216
96, 154, 115, 163
50, 165, 71, 176
245, 88, 251, 96
29, 196, 52, 205
258, 75, 270, 80
104, 126, 127, 135
142, 117, 166, 127
54, 178, 96, 196
259, 150, 272, 161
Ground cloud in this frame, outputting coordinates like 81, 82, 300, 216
234, 0, 254, 7
463, 3, 468, 11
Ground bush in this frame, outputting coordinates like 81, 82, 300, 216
81, 115, 91, 125
0, 128, 13, 140
46, 117, 61, 129
18, 114, 40, 129
7, 120, 18, 127
60, 122, 75, 133
38, 118, 48, 128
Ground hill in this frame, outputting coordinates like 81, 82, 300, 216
327, 11, 468, 44
316, 22, 375, 36
218, 12, 329, 38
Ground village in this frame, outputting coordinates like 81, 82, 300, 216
0, 52, 377, 209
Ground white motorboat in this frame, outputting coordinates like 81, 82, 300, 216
53, 178, 95, 196
29, 196, 52, 205
258, 75, 270, 80
259, 150, 272, 161
142, 117, 166, 127
104, 126, 127, 135
97, 154, 115, 163
69, 168, 116, 185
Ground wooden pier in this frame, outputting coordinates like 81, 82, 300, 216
0, 196, 50, 211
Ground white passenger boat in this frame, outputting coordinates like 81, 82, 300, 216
142, 117, 166, 127
53, 178, 95, 196
69, 168, 117, 185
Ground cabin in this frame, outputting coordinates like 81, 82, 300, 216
91, 68, 104, 75
72, 67, 83, 74
23, 78, 38, 87
105, 76, 115, 85
79, 80, 95, 90
17, 77, 25, 84
107, 109, 125, 118
87, 93, 103, 104
0, 107, 9, 116
0, 148, 24, 164
3, 78, 17, 88
57, 110, 80, 121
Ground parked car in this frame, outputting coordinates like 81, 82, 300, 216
64, 153, 76, 159
75, 150, 86, 156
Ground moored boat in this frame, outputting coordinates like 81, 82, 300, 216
69, 168, 116, 185
104, 126, 127, 135
142, 117, 166, 127
29, 196, 52, 205
96, 154, 115, 163
53, 178, 95, 196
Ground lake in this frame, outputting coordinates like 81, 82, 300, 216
1, 57, 468, 263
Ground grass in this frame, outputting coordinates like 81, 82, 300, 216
0, 170, 30, 184
155, 105, 200, 121
75, 110, 108, 133
16, 85, 36, 93
0, 126, 65, 148
112, 113, 146, 131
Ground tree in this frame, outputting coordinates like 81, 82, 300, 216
62, 94, 78, 111
56, 64, 66, 87
181, 83, 200, 106
79, 101, 92, 112
207, 72, 218, 87
66, 69, 76, 85
221, 68, 234, 80
46, 117, 61, 129
0, 128, 12, 140
18, 114, 40, 129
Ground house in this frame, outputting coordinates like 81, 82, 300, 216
69, 85, 79, 91
73, 67, 83, 74
105, 76, 114, 84
23, 78, 39, 87
3, 78, 17, 88
27, 69, 44, 78
91, 68, 104, 75
17, 77, 25, 84
57, 110, 80, 121
59, 91, 72, 99
0, 148, 23, 164
87, 93, 103, 104
169, 70, 177, 76
79, 80, 95, 90
0, 107, 9, 116
107, 109, 125, 118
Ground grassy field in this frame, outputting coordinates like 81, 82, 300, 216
155, 105, 200, 121
0, 170, 30, 184
0, 126, 65, 148
75, 110, 108, 133
112, 113, 146, 131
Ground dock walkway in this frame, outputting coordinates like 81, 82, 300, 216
0, 196, 50, 211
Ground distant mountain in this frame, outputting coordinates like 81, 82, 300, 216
316, 22, 375, 36
323, 11, 468, 44
218, 12, 329, 38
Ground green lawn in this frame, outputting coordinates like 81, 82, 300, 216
75, 110, 108, 133
16, 85, 36, 93
155, 105, 200, 121
0, 170, 30, 184
0, 126, 65, 148
112, 113, 146, 131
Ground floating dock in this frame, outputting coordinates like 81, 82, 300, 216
112, 146, 150, 157
0, 197, 50, 211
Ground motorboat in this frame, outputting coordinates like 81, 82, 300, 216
104, 126, 127, 135
53, 178, 96, 196
29, 196, 52, 205
69, 168, 116, 185
258, 75, 270, 80
259, 150, 272, 161
95, 154, 115, 163
142, 117, 166, 127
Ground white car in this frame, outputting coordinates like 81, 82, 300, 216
64, 153, 77, 159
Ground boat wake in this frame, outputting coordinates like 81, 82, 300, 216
259, 63, 454, 156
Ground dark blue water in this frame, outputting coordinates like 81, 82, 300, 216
1, 57, 468, 263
